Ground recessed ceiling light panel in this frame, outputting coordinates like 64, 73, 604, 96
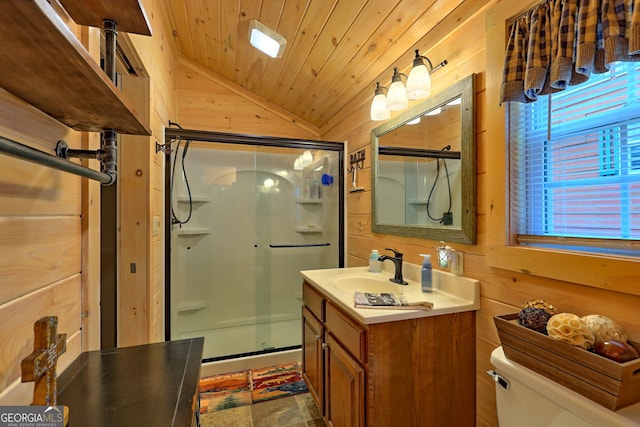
249, 20, 286, 58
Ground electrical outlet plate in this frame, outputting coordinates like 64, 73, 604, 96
451, 251, 464, 276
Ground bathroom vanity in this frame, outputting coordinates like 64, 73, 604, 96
301, 266, 479, 426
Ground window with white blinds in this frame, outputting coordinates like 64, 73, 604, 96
509, 61, 640, 252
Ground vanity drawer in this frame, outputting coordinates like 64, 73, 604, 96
325, 302, 366, 363
303, 281, 325, 321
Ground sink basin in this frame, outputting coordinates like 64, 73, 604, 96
329, 274, 405, 294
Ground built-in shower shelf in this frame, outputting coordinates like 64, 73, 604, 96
177, 195, 210, 203
295, 199, 322, 204
295, 226, 323, 233
176, 228, 210, 236
177, 301, 208, 313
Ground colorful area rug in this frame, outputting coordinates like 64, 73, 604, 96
199, 362, 308, 414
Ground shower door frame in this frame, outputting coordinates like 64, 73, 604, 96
163, 128, 345, 347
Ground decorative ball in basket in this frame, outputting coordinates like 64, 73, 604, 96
494, 299, 640, 411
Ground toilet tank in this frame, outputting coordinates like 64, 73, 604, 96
490, 346, 640, 427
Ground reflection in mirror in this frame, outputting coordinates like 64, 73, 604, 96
372, 75, 475, 244
377, 98, 462, 227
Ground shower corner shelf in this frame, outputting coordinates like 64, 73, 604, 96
177, 301, 208, 313
177, 195, 210, 203
176, 228, 210, 236
295, 198, 322, 204
295, 226, 323, 233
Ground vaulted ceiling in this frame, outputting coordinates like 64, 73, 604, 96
162, 0, 464, 131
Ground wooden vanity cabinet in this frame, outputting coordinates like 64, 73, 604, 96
302, 280, 476, 427
302, 306, 324, 410
324, 333, 365, 427
303, 282, 366, 427
302, 282, 326, 412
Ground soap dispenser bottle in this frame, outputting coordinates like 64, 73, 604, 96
419, 254, 432, 292
369, 250, 381, 273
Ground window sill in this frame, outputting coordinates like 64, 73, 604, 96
487, 244, 640, 296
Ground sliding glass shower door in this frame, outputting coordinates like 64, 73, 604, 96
168, 135, 342, 361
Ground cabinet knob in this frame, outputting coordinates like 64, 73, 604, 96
315, 334, 321, 341
322, 342, 328, 350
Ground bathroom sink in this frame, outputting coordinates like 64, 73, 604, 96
301, 265, 480, 325
329, 274, 406, 294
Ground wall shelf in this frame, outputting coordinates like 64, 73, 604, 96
0, 0, 151, 135
59, 0, 152, 36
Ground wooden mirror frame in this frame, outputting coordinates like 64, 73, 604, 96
371, 74, 476, 244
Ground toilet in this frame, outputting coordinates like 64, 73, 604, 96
489, 346, 640, 427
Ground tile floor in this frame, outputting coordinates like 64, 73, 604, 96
199, 392, 326, 427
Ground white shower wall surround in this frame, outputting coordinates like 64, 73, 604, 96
378, 157, 462, 225
170, 142, 341, 360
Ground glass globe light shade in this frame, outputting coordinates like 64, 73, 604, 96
406, 63, 431, 100
370, 93, 390, 121
386, 80, 408, 111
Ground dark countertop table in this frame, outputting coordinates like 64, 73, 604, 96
57, 338, 204, 427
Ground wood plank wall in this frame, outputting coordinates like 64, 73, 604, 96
176, 60, 321, 139
0, 75, 86, 405
117, 0, 178, 346
0, 8, 103, 401
320, 1, 640, 426
0, 0, 177, 403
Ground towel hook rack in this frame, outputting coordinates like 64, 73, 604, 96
346, 149, 365, 173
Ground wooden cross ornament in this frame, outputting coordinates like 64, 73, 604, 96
21, 316, 67, 406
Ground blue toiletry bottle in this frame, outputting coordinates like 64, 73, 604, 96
419, 254, 432, 292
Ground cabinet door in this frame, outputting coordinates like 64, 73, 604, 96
302, 306, 324, 413
325, 334, 365, 427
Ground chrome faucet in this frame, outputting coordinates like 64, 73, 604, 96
378, 248, 408, 285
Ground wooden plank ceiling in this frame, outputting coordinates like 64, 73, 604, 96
163, 0, 461, 131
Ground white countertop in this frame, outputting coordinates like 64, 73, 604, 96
301, 263, 479, 325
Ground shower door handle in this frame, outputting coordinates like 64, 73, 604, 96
269, 243, 331, 248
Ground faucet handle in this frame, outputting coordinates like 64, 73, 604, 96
384, 248, 403, 258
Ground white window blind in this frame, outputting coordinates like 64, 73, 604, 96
509, 62, 640, 248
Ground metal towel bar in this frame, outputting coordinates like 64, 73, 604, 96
0, 134, 112, 184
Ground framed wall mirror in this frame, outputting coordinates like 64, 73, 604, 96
371, 74, 476, 244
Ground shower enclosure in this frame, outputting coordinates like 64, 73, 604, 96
165, 129, 343, 361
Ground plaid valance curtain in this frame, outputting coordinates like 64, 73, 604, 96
501, 0, 640, 103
